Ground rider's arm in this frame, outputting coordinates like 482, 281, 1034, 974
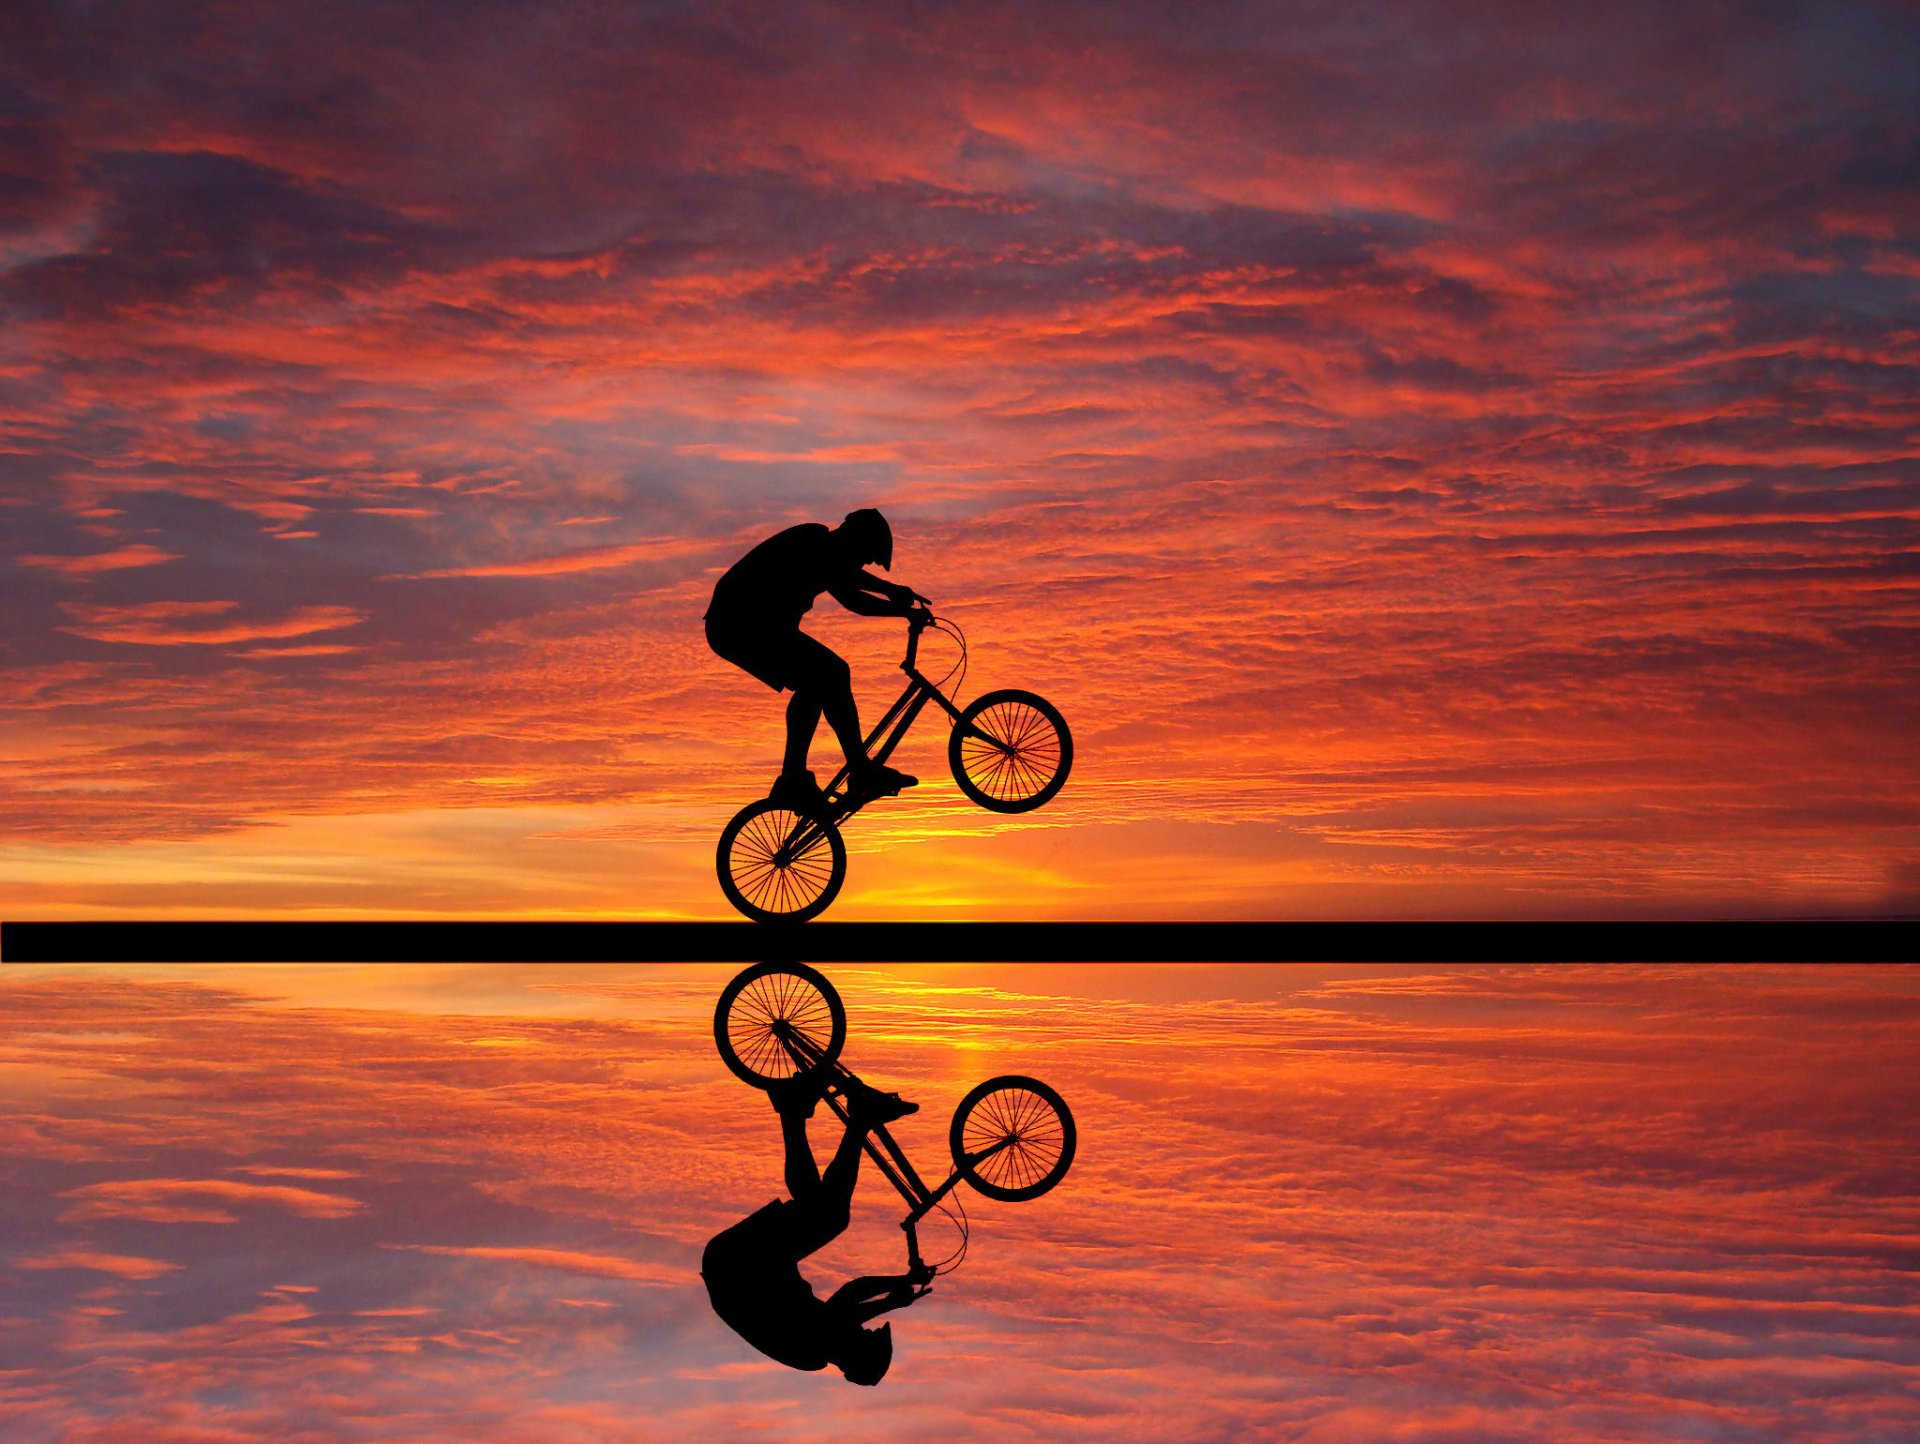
829, 1271, 931, 1321
827, 572, 920, 618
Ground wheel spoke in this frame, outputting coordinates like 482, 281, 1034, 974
960, 700, 1060, 804
728, 804, 838, 919
960, 1084, 1068, 1192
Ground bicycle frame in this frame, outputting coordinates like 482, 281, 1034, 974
822, 616, 968, 813
771, 1020, 1013, 1274
772, 616, 992, 865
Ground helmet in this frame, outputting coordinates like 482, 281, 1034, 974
841, 507, 892, 570
839, 1322, 893, 1386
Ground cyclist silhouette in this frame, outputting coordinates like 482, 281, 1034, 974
705, 509, 930, 815
702, 1074, 934, 1385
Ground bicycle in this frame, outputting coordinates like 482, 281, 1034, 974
713, 960, 1076, 1280
716, 612, 1073, 924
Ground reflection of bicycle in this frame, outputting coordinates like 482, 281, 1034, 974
714, 961, 1076, 1278
717, 613, 1073, 924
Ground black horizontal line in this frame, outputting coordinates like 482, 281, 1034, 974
2, 919, 1908, 964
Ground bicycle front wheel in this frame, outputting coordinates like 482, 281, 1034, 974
717, 799, 847, 924
949, 689, 1072, 813
714, 962, 846, 1087
950, 1075, 1076, 1202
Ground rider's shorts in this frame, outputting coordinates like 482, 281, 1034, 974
706, 618, 843, 695
704, 1198, 805, 1273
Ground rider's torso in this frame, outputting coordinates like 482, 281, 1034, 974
707, 524, 851, 633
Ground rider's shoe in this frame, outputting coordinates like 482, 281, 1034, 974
849, 1083, 919, 1127
769, 769, 829, 816
769, 1073, 823, 1119
851, 762, 918, 797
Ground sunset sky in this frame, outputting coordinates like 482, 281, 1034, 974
3, 0, 1916, 920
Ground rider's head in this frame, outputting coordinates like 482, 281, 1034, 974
835, 1322, 893, 1387
838, 507, 892, 570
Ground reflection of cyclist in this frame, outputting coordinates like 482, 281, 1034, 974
705, 509, 930, 814
703, 1076, 933, 1386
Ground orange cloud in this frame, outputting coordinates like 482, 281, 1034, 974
18, 1249, 181, 1279
60, 1178, 365, 1222
57, 601, 366, 647
386, 1246, 682, 1284
17, 544, 183, 574
394, 537, 720, 579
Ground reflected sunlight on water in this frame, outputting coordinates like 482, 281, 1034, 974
3, 963, 1918, 1441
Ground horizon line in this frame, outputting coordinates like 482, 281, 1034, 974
3, 918, 1910, 964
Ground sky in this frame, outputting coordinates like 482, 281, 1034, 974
1, 0, 1917, 919
3, 961, 1919, 1440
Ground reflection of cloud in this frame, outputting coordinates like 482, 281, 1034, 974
2, 963, 1917, 1439
388, 1245, 680, 1284
395, 538, 720, 579
61, 1177, 365, 1222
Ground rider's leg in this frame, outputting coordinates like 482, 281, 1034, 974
785, 1109, 869, 1252
787, 637, 866, 771
779, 1099, 824, 1202
773, 1077, 918, 1256
783, 689, 823, 778
818, 1114, 869, 1216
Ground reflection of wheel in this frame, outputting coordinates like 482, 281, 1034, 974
950, 1075, 1076, 1202
717, 800, 847, 924
949, 690, 1072, 813
714, 962, 846, 1087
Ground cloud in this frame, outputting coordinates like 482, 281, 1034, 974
387, 1245, 681, 1285
60, 1177, 365, 1222
56, 600, 367, 646
17, 1248, 181, 1280
16, 544, 183, 574
395, 537, 719, 580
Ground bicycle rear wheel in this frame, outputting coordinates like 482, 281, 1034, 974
717, 799, 847, 924
950, 1075, 1076, 1202
949, 689, 1072, 813
713, 961, 846, 1087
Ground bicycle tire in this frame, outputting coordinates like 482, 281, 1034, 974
713, 961, 846, 1088
717, 799, 847, 924
949, 1075, 1076, 1202
948, 689, 1072, 813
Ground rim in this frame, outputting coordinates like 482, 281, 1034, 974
724, 969, 837, 1081
958, 701, 1062, 805
959, 1085, 1069, 1194
727, 806, 835, 917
